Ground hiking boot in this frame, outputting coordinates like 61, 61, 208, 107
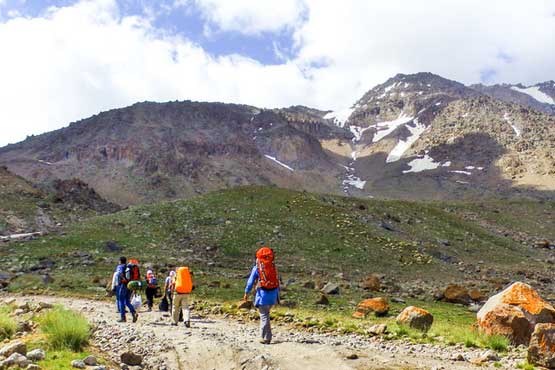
259, 339, 271, 345
171, 323, 178, 326
117, 318, 126, 323
184, 320, 191, 328
132, 312, 138, 323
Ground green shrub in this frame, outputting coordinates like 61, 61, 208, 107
0, 306, 16, 340
39, 306, 90, 351
517, 362, 535, 370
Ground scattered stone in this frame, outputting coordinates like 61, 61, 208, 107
315, 294, 329, 305
367, 324, 388, 335
26, 364, 41, 370
443, 284, 471, 305
302, 281, 316, 289
3, 352, 30, 368
396, 306, 434, 332
361, 274, 381, 291
0, 340, 27, 357
71, 359, 86, 369
121, 351, 143, 366
478, 282, 555, 345
83, 355, 97, 366
37, 302, 53, 310
3, 298, 16, 305
469, 350, 499, 364
353, 297, 389, 318
26, 349, 46, 362
528, 323, 555, 368
321, 282, 340, 295
104, 240, 122, 252
16, 321, 33, 334
346, 353, 358, 360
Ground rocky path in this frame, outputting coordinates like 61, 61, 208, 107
6, 295, 526, 370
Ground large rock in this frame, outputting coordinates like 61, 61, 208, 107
443, 284, 471, 304
0, 340, 27, 357
396, 306, 434, 332
528, 323, 555, 368
3, 352, 30, 368
478, 282, 555, 345
120, 351, 143, 366
361, 274, 381, 291
26, 348, 46, 361
321, 282, 340, 295
353, 297, 389, 318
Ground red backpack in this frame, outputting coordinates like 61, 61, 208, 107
256, 247, 279, 290
125, 259, 141, 282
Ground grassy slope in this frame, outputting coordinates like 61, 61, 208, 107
2, 186, 554, 293
2, 185, 554, 351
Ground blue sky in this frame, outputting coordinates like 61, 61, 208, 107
0, 0, 554, 146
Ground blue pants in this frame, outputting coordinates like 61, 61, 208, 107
117, 285, 135, 319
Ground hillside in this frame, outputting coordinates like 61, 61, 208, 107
2, 186, 554, 301
1, 73, 554, 204
0, 166, 119, 236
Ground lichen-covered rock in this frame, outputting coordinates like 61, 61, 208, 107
528, 323, 555, 368
478, 282, 555, 345
396, 306, 434, 332
353, 297, 389, 318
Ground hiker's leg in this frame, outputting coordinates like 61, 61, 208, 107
259, 305, 272, 342
123, 287, 136, 314
146, 288, 154, 309
172, 293, 182, 324
183, 294, 190, 322
117, 286, 126, 319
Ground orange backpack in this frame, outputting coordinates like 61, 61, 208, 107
175, 266, 193, 294
256, 247, 279, 290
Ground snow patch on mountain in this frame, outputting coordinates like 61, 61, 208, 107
403, 154, 441, 173
386, 119, 427, 163
511, 85, 555, 105
324, 107, 354, 127
503, 113, 521, 136
372, 112, 414, 143
264, 155, 294, 171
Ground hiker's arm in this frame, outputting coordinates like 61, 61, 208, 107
244, 265, 258, 298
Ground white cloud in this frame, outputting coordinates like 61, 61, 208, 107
190, 0, 306, 35
0, 0, 554, 147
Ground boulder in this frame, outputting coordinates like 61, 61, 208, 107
443, 284, 471, 305
361, 274, 381, 291
396, 306, 434, 332
83, 355, 97, 366
352, 297, 389, 318
367, 324, 387, 335
71, 360, 86, 369
477, 282, 555, 345
528, 323, 555, 368
0, 340, 27, 357
120, 351, 143, 366
321, 282, 339, 295
469, 289, 485, 302
3, 352, 30, 368
26, 349, 46, 361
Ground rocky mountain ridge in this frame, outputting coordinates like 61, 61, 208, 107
0, 72, 554, 205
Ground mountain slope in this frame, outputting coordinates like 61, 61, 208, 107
471, 82, 555, 115
1, 72, 554, 203
0, 102, 351, 205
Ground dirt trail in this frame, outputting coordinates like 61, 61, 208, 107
5, 295, 520, 370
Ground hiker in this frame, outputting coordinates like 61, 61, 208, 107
243, 246, 280, 344
111, 269, 120, 313
115, 256, 139, 323
145, 269, 158, 311
172, 266, 192, 328
163, 270, 176, 310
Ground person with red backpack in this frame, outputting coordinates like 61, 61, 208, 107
243, 246, 280, 344
115, 256, 139, 323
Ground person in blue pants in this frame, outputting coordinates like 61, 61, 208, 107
115, 256, 138, 323
243, 257, 279, 344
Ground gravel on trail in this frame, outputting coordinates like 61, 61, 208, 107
3, 295, 527, 370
